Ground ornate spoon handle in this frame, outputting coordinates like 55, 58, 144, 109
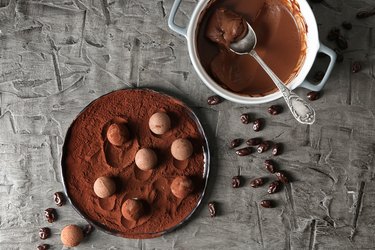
249, 50, 315, 125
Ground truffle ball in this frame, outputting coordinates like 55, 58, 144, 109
149, 112, 171, 135
121, 199, 145, 221
171, 138, 193, 161
135, 148, 158, 171
107, 123, 130, 146
93, 176, 116, 198
61, 224, 84, 247
170, 176, 194, 199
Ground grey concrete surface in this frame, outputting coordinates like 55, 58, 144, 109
0, 0, 375, 249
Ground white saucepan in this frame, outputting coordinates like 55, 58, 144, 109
168, 0, 336, 104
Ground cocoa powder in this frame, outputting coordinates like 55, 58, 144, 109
62, 89, 206, 238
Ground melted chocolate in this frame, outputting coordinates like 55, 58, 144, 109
197, 0, 306, 96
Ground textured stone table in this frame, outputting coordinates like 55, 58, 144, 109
0, 0, 375, 249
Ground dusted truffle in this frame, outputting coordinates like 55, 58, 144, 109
206, 8, 248, 48
149, 112, 171, 135
135, 148, 158, 171
93, 176, 116, 198
106, 123, 130, 146
171, 138, 193, 161
121, 199, 145, 221
61, 225, 84, 247
170, 176, 194, 199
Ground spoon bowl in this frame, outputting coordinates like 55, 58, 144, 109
230, 23, 257, 54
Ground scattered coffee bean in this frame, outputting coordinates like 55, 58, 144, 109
44, 208, 57, 223
268, 105, 283, 115
264, 159, 276, 173
229, 138, 242, 149
336, 35, 348, 50
352, 61, 361, 73
272, 143, 282, 156
208, 202, 216, 217
83, 224, 95, 237
232, 176, 241, 188
307, 91, 320, 101
53, 192, 65, 207
334, 48, 344, 63
275, 172, 289, 184
240, 113, 251, 124
356, 8, 375, 19
260, 200, 273, 208
250, 178, 264, 188
342, 21, 352, 30
327, 27, 340, 41
246, 137, 262, 146
39, 227, 51, 240
257, 141, 270, 153
268, 181, 281, 194
207, 95, 222, 105
313, 71, 325, 82
236, 147, 252, 156
37, 244, 50, 250
253, 119, 262, 132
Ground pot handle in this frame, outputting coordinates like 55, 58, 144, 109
300, 43, 336, 92
168, 0, 188, 38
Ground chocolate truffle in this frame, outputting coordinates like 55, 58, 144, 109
121, 199, 145, 221
171, 138, 193, 161
106, 123, 130, 146
61, 225, 84, 247
93, 176, 116, 198
149, 112, 171, 135
170, 176, 194, 199
135, 148, 158, 171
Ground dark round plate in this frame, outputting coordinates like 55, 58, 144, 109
61, 88, 210, 238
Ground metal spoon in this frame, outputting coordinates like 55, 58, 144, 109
230, 22, 315, 125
